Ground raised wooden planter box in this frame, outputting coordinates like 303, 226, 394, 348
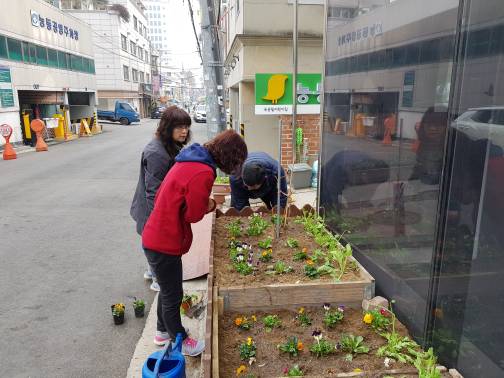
212, 183, 231, 205
203, 205, 375, 377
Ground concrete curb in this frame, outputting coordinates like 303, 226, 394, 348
126, 279, 208, 378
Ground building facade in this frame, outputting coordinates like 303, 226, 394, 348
63, 0, 153, 118
0, 0, 97, 146
221, 0, 386, 164
320, 0, 504, 376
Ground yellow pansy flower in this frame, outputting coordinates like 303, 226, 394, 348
298, 307, 305, 314
363, 313, 373, 324
236, 365, 247, 376
247, 337, 253, 346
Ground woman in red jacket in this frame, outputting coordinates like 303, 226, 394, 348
142, 129, 247, 356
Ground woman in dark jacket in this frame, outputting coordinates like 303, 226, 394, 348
142, 130, 247, 356
130, 106, 191, 291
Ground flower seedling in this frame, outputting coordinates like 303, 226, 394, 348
278, 336, 303, 357
262, 314, 282, 332
235, 316, 255, 330
377, 332, 420, 364
112, 303, 125, 317
323, 304, 345, 328
239, 337, 257, 364
259, 248, 273, 262
309, 330, 335, 357
269, 260, 293, 275
293, 248, 308, 262
339, 334, 370, 361
283, 365, 304, 377
234, 261, 254, 276
286, 238, 299, 248
258, 237, 272, 249
363, 309, 392, 332
296, 307, 312, 327
304, 260, 320, 279
227, 220, 243, 238
246, 214, 269, 236
133, 298, 145, 311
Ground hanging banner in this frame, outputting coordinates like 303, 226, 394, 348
255, 73, 321, 115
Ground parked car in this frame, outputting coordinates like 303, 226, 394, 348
151, 106, 166, 119
194, 104, 207, 123
97, 101, 140, 125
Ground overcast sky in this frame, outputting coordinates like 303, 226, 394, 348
164, 0, 203, 81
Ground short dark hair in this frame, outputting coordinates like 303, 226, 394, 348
204, 130, 248, 174
156, 106, 191, 157
242, 163, 266, 187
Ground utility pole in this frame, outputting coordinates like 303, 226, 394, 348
199, 0, 226, 139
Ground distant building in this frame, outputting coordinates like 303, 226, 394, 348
61, 0, 154, 117
0, 0, 97, 146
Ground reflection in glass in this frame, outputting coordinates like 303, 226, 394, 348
321, 0, 457, 343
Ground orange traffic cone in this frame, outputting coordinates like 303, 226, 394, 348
30, 119, 48, 152
1, 124, 17, 160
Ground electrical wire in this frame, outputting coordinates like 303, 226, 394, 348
187, 0, 204, 64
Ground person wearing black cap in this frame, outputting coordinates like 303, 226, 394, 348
230, 152, 288, 210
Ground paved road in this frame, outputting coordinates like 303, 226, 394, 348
0, 118, 208, 378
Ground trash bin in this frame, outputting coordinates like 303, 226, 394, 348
287, 163, 312, 189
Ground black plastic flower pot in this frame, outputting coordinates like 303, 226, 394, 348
134, 307, 145, 318
113, 313, 124, 325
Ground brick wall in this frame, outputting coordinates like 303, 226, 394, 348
280, 114, 320, 168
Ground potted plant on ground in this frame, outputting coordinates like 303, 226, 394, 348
133, 298, 145, 318
212, 176, 231, 205
111, 303, 125, 325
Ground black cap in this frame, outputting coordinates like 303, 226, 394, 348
242, 163, 266, 187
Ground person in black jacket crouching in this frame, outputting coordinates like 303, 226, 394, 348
230, 152, 287, 210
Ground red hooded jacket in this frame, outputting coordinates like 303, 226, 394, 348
142, 144, 216, 255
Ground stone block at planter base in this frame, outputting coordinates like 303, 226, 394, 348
449, 369, 464, 378
362, 295, 389, 311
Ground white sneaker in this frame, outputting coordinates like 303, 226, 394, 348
144, 270, 153, 280
181, 337, 205, 356
150, 281, 160, 292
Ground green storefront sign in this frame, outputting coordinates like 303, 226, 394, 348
0, 89, 15, 107
0, 68, 12, 83
255, 73, 321, 115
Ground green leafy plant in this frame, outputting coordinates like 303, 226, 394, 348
304, 264, 320, 279
377, 332, 421, 364
296, 308, 312, 327
309, 331, 335, 358
324, 309, 344, 328
234, 261, 253, 276
330, 243, 353, 280
271, 214, 282, 226
293, 249, 308, 261
278, 336, 303, 357
263, 314, 282, 331
226, 220, 243, 238
268, 260, 293, 275
415, 348, 442, 378
284, 364, 304, 376
239, 337, 257, 361
309, 248, 326, 263
133, 298, 145, 310
340, 334, 370, 361
258, 237, 272, 249
286, 238, 299, 248
246, 214, 269, 236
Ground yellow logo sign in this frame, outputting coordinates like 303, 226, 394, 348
262, 74, 288, 104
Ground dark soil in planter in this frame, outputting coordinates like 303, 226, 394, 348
214, 216, 361, 287
219, 307, 416, 377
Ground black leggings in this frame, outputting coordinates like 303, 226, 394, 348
144, 248, 188, 340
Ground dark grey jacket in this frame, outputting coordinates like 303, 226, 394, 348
130, 138, 179, 235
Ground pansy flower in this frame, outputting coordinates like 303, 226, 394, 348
337, 305, 345, 313
323, 303, 331, 311
236, 364, 247, 376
